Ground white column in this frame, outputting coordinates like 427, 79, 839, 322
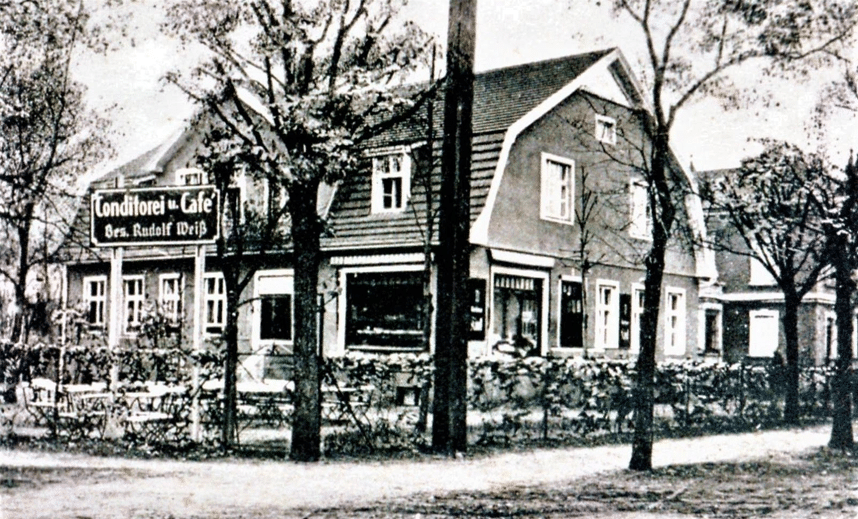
191, 244, 206, 440
108, 247, 123, 389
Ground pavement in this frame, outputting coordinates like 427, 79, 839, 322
0, 424, 836, 518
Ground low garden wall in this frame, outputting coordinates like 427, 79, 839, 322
0, 342, 852, 455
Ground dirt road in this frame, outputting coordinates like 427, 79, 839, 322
0, 426, 836, 518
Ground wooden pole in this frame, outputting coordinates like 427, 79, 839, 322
432, 0, 477, 455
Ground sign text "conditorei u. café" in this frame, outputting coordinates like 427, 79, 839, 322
90, 186, 220, 246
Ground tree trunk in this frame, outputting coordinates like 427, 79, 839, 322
629, 236, 666, 470
289, 180, 322, 462
782, 290, 802, 426
829, 238, 854, 449
221, 283, 240, 449
11, 217, 33, 344
432, 0, 476, 456
629, 132, 673, 472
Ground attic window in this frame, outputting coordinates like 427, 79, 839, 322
371, 152, 411, 213
595, 115, 616, 145
177, 167, 206, 186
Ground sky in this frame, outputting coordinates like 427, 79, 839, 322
72, 0, 858, 179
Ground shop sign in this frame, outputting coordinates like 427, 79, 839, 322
90, 186, 220, 246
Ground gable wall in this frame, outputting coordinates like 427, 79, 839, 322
485, 92, 697, 278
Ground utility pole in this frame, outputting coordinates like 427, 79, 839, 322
432, 0, 477, 455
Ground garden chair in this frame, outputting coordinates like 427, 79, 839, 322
121, 384, 187, 444
21, 378, 59, 427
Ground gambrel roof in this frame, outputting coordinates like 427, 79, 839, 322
324, 48, 637, 251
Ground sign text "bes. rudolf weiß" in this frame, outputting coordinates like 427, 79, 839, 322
90, 186, 220, 246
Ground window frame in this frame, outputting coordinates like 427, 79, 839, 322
82, 275, 107, 328
489, 266, 549, 357
176, 167, 206, 186
630, 283, 645, 354
595, 114, 617, 145
122, 275, 146, 335
203, 272, 226, 335
338, 264, 428, 352
540, 153, 575, 224
158, 273, 182, 325
594, 279, 620, 350
749, 257, 777, 286
824, 311, 837, 360
663, 287, 686, 356
252, 269, 294, 348
370, 151, 411, 214
556, 275, 584, 349
629, 177, 652, 240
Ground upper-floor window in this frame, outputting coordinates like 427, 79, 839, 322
177, 167, 206, 186
664, 287, 686, 356
595, 114, 617, 145
204, 272, 226, 334
83, 276, 107, 327
159, 273, 182, 324
540, 153, 574, 223
749, 257, 777, 286
630, 178, 652, 239
123, 275, 145, 334
371, 152, 411, 213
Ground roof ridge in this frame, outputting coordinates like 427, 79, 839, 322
475, 48, 615, 77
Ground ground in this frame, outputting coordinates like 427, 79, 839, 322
1, 425, 857, 518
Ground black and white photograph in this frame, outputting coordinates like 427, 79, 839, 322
1, 0, 858, 517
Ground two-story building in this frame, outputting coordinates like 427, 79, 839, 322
701, 168, 857, 366
61, 48, 715, 379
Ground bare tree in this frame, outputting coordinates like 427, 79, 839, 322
706, 141, 829, 426
164, 0, 433, 459
810, 154, 858, 450
573, 0, 857, 470
0, 1, 113, 346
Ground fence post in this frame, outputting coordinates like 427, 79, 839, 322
739, 362, 745, 421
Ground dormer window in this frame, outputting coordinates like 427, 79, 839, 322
371, 152, 411, 213
177, 167, 206, 186
595, 115, 616, 145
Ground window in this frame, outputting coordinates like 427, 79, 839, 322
255, 271, 293, 345
346, 270, 424, 349
631, 285, 645, 354
559, 280, 583, 348
825, 312, 837, 361
82, 276, 107, 327
540, 153, 574, 223
159, 274, 182, 324
664, 288, 686, 356
493, 274, 543, 356
123, 275, 145, 334
371, 153, 411, 213
469, 279, 486, 341
630, 178, 651, 239
702, 308, 722, 355
204, 273, 226, 334
749, 258, 777, 286
595, 114, 616, 144
749, 309, 779, 357
595, 281, 619, 349
177, 167, 206, 186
